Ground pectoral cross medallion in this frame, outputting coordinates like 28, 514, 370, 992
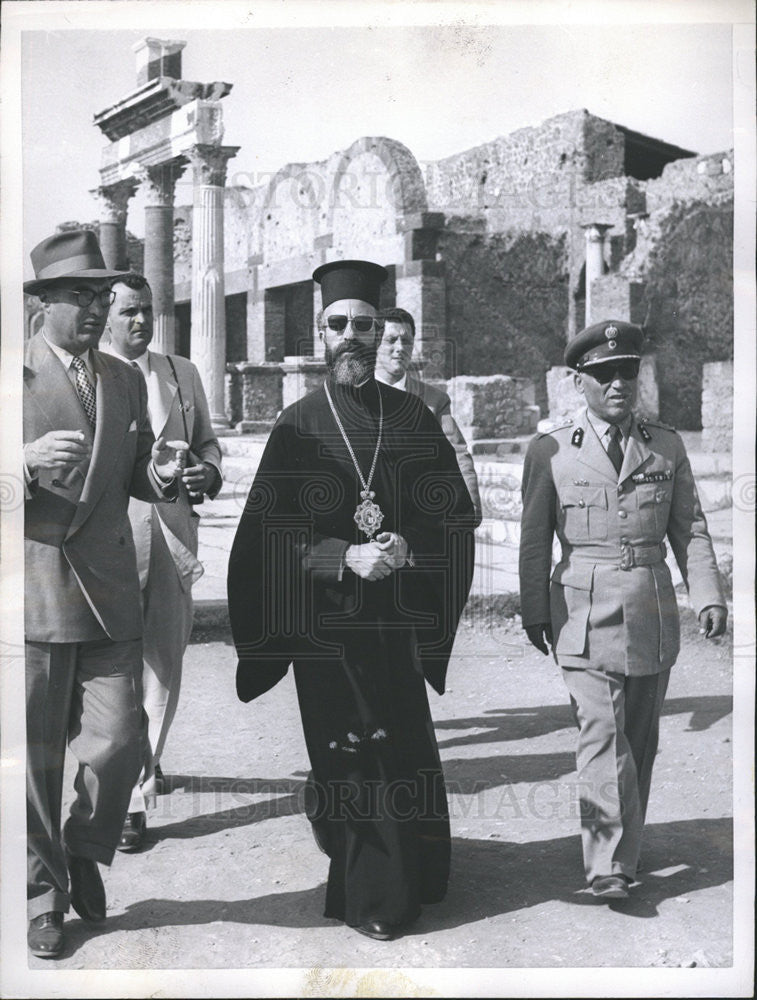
354, 490, 384, 539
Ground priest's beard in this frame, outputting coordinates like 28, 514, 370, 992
325, 342, 376, 385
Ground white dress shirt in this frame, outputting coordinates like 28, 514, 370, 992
374, 371, 407, 391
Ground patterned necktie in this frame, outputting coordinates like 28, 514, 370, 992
607, 425, 624, 475
71, 355, 97, 428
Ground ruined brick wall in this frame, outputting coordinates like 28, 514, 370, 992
617, 153, 734, 429
644, 151, 733, 212
438, 225, 569, 411
641, 199, 733, 428
425, 110, 626, 226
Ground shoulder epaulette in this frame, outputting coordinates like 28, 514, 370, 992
537, 418, 573, 438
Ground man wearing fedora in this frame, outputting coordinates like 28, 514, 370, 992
519, 319, 727, 900
23, 229, 183, 957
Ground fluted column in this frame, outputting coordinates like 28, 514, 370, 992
188, 143, 239, 425
582, 222, 612, 325
137, 160, 186, 354
90, 180, 138, 270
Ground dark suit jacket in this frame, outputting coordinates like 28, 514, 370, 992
405, 374, 482, 525
23, 332, 173, 642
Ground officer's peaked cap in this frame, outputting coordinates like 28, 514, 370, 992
565, 320, 643, 370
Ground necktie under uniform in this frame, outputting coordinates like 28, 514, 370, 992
71, 355, 96, 428
606, 425, 624, 475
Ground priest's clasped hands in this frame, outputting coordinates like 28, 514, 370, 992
345, 531, 409, 581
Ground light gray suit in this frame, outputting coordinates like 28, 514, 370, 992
103, 349, 222, 809
23, 332, 175, 918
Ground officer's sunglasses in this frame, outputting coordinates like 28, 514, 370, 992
581, 359, 640, 384
325, 315, 380, 334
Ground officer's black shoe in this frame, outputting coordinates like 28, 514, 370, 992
117, 811, 147, 852
354, 919, 396, 941
28, 911, 64, 957
591, 874, 630, 899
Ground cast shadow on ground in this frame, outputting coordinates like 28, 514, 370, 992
435, 693, 732, 753
142, 775, 307, 847
661, 695, 732, 731
143, 748, 576, 848
61, 816, 732, 960
442, 751, 575, 792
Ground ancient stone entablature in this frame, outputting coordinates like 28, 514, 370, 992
91, 37, 237, 426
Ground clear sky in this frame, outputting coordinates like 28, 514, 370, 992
17, 7, 737, 254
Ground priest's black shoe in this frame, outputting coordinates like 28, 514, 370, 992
66, 854, 106, 923
28, 911, 64, 958
354, 920, 395, 941
117, 811, 147, 852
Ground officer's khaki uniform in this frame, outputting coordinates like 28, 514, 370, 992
519, 408, 724, 881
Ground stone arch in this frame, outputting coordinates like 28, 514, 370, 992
328, 137, 427, 252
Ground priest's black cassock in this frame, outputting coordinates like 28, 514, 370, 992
228, 376, 475, 928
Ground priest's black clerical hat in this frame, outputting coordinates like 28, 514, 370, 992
313, 259, 388, 309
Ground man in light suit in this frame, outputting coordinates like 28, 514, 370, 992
519, 320, 727, 900
103, 273, 222, 850
374, 307, 482, 525
23, 230, 182, 957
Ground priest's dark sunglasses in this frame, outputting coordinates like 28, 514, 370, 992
47, 287, 117, 308
325, 315, 382, 334
579, 359, 641, 383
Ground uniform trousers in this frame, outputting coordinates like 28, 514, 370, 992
561, 665, 670, 883
128, 517, 193, 812
26, 637, 145, 919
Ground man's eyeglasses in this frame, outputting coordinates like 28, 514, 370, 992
325, 315, 380, 334
580, 360, 640, 384
54, 288, 116, 308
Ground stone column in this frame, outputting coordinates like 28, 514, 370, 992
581, 222, 612, 325
137, 160, 186, 354
90, 179, 138, 270
188, 143, 239, 426
312, 283, 325, 360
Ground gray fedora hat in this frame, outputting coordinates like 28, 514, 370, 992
24, 229, 128, 295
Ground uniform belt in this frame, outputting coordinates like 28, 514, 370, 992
571, 542, 667, 571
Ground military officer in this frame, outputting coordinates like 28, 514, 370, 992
519, 319, 727, 900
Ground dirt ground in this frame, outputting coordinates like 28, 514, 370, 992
17, 605, 745, 995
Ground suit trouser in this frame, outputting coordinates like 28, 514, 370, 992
26, 637, 145, 919
561, 666, 670, 883
129, 520, 193, 813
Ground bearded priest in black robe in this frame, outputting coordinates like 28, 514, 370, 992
227, 260, 476, 941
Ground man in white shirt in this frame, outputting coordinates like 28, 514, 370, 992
373, 307, 482, 525
103, 273, 222, 851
